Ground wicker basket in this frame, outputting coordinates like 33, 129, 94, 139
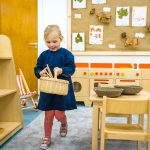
40, 77, 69, 95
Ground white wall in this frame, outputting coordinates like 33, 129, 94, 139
38, 0, 150, 64
38, 0, 68, 55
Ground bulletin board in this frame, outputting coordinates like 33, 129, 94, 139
68, 0, 150, 55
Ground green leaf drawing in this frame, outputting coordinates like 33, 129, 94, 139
75, 33, 83, 43
74, 0, 83, 3
117, 8, 128, 19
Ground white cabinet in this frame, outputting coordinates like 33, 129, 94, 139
0, 35, 23, 145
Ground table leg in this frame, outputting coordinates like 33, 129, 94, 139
92, 104, 99, 150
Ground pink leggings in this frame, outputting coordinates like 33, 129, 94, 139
44, 110, 67, 139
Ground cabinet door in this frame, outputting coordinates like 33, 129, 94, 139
0, 0, 38, 92
72, 78, 89, 97
141, 80, 150, 92
141, 69, 150, 79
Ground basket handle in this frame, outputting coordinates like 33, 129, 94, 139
46, 64, 53, 78
54, 69, 58, 79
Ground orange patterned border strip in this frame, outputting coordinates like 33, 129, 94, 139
114, 63, 133, 68
139, 64, 150, 69
75, 63, 89, 68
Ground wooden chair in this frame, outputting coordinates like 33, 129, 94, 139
100, 96, 150, 150
16, 68, 38, 109
99, 84, 132, 124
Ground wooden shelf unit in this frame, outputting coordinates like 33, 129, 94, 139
0, 35, 23, 145
0, 89, 17, 98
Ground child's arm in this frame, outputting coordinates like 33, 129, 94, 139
34, 53, 44, 78
61, 51, 76, 77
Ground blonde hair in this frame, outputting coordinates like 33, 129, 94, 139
44, 25, 63, 40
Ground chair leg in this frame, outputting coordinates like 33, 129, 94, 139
100, 137, 105, 150
100, 125, 105, 150
137, 141, 141, 150
127, 114, 132, 124
147, 141, 150, 150
138, 114, 144, 126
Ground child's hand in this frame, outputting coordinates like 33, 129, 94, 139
54, 67, 62, 76
39, 68, 48, 77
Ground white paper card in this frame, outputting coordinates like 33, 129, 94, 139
89, 25, 103, 45
135, 33, 145, 38
92, 0, 106, 4
73, 0, 86, 9
108, 44, 116, 49
116, 7, 130, 26
132, 6, 147, 27
75, 13, 82, 19
72, 32, 85, 51
103, 7, 111, 13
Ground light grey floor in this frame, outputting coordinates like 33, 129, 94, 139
1, 107, 146, 150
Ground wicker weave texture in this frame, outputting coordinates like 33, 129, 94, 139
40, 77, 69, 95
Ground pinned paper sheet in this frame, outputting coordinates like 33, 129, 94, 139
116, 6, 130, 26
135, 33, 145, 38
72, 32, 85, 51
92, 0, 106, 4
89, 25, 103, 45
73, 0, 86, 9
103, 7, 111, 13
132, 6, 147, 27
108, 44, 116, 49
75, 13, 82, 19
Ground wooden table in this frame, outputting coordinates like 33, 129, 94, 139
89, 90, 150, 150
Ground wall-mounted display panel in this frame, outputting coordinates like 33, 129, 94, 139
68, 0, 150, 55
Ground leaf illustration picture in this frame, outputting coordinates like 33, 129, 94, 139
75, 33, 83, 43
117, 8, 128, 19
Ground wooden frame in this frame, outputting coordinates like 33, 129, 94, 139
17, 69, 38, 109
68, 0, 150, 56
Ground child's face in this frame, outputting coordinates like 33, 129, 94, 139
45, 32, 62, 51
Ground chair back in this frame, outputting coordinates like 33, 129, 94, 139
104, 96, 149, 115
100, 96, 150, 150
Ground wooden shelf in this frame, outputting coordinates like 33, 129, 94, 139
0, 57, 12, 60
0, 89, 17, 98
0, 35, 23, 145
0, 122, 23, 145
72, 51, 150, 56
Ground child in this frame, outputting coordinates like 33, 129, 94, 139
34, 25, 77, 150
